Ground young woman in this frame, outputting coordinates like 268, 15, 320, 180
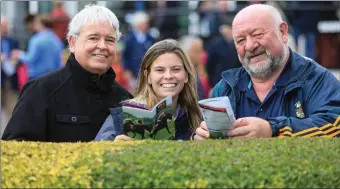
95, 39, 202, 141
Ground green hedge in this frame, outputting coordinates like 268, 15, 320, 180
2, 138, 340, 188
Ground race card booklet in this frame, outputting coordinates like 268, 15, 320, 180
198, 96, 236, 139
122, 96, 175, 140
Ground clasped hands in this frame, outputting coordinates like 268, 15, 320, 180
9, 49, 23, 65
194, 117, 273, 140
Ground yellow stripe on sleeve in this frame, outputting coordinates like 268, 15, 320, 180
304, 131, 324, 137
320, 123, 332, 130
279, 131, 293, 136
334, 115, 340, 127
277, 115, 340, 138
279, 126, 292, 132
328, 130, 340, 137
293, 127, 319, 136
323, 127, 339, 134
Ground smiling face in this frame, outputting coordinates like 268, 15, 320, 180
146, 53, 188, 102
232, 6, 289, 79
69, 22, 116, 75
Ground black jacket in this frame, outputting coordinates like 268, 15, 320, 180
2, 54, 132, 142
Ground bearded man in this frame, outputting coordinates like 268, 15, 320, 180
194, 4, 340, 139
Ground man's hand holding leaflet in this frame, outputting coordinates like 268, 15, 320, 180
198, 96, 236, 139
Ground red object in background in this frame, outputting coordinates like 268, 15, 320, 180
201, 51, 208, 66
199, 51, 211, 98
316, 33, 340, 69
199, 75, 211, 99
51, 6, 70, 41
17, 63, 29, 91
112, 63, 129, 90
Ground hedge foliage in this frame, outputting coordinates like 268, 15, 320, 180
2, 138, 340, 188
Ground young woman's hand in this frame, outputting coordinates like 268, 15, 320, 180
194, 121, 210, 140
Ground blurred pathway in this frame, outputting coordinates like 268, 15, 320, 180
1, 110, 9, 138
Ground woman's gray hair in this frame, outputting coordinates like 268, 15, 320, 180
67, 4, 121, 41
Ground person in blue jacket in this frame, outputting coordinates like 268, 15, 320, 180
11, 14, 63, 80
194, 4, 340, 140
95, 39, 202, 141
122, 11, 155, 86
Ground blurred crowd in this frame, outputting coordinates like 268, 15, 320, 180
1, 1, 340, 132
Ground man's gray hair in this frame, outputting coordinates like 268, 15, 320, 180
67, 4, 121, 41
178, 35, 203, 53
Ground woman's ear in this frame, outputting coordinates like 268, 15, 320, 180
185, 73, 188, 83
144, 70, 151, 84
68, 36, 76, 53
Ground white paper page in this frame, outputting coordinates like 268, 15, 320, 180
199, 96, 235, 138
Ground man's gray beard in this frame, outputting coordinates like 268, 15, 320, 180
240, 47, 288, 80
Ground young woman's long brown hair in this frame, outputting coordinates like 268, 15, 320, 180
133, 39, 202, 131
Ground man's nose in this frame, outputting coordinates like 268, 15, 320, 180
245, 37, 259, 52
97, 39, 108, 50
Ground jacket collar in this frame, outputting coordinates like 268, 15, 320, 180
65, 53, 116, 92
221, 48, 314, 89
287, 49, 315, 84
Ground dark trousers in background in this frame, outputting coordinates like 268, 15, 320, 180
1, 80, 20, 137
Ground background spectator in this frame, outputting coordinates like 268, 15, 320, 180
156, 1, 181, 40
23, 14, 36, 50
179, 35, 210, 99
122, 11, 155, 95
206, 24, 241, 88
11, 14, 63, 80
50, 0, 70, 47
1, 16, 20, 123
111, 41, 132, 94
288, 1, 321, 59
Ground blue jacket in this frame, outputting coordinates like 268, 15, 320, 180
122, 31, 155, 78
19, 29, 63, 79
211, 50, 340, 137
95, 107, 192, 141
1, 36, 19, 89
